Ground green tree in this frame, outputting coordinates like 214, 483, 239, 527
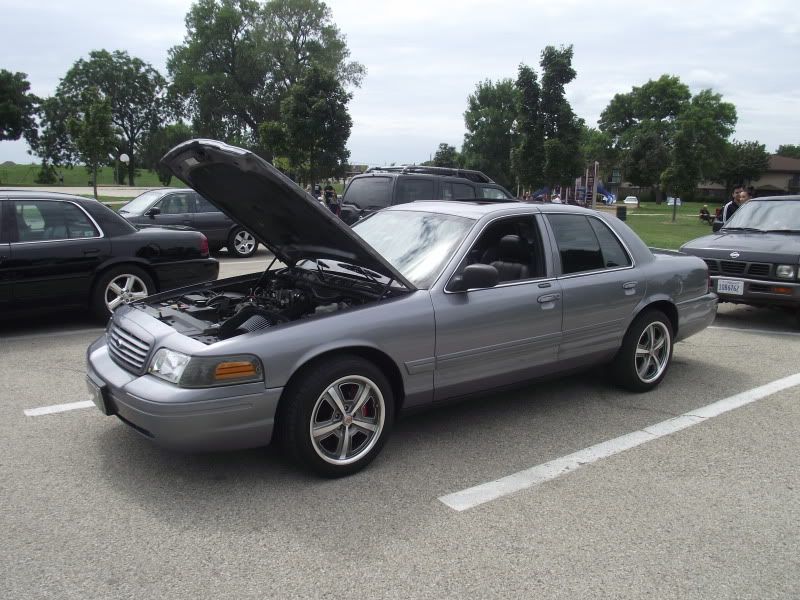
67, 88, 116, 199
511, 63, 544, 191
539, 45, 584, 189
139, 122, 195, 185
57, 50, 168, 186
28, 95, 77, 183
462, 78, 519, 189
260, 67, 352, 184
168, 0, 363, 151
714, 140, 770, 192
0, 70, 38, 143
661, 89, 736, 220
432, 143, 460, 167
776, 144, 800, 159
599, 74, 691, 203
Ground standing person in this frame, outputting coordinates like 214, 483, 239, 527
722, 186, 743, 223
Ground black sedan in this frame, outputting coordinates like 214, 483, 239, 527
118, 188, 260, 258
681, 195, 800, 318
0, 190, 219, 320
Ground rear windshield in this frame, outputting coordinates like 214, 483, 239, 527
343, 177, 392, 209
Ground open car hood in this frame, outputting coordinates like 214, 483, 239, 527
162, 139, 414, 289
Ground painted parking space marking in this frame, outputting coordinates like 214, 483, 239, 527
709, 325, 800, 337
439, 372, 800, 512
24, 400, 94, 417
3, 327, 103, 342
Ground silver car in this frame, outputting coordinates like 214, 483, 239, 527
86, 140, 717, 477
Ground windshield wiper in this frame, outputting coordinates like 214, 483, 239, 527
722, 227, 763, 232
763, 229, 800, 233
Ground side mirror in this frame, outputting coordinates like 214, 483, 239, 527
449, 264, 500, 292
712, 219, 723, 232
145, 207, 161, 218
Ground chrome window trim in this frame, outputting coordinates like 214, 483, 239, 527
11, 199, 104, 245
544, 212, 637, 278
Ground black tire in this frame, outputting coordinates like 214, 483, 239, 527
278, 355, 395, 477
612, 309, 674, 392
90, 264, 155, 322
227, 226, 259, 258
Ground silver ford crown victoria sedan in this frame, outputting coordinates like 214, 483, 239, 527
86, 140, 717, 477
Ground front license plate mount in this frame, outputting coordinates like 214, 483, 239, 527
717, 278, 744, 295
86, 376, 114, 416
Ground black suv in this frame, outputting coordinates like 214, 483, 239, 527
339, 166, 514, 225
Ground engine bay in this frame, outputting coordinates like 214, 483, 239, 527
139, 266, 395, 344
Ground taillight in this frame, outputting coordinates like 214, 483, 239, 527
199, 235, 209, 257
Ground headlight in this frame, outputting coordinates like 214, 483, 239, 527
148, 349, 263, 387
776, 265, 796, 279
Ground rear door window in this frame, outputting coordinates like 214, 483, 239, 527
589, 217, 631, 268
452, 182, 476, 199
546, 214, 605, 274
479, 185, 511, 199
343, 177, 393, 209
194, 195, 221, 213
14, 200, 99, 241
396, 178, 435, 203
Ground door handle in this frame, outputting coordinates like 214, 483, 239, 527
537, 293, 561, 303
83, 249, 100, 255
622, 281, 638, 289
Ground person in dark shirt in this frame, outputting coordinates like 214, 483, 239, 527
722, 186, 743, 222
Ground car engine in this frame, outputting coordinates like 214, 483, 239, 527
140, 268, 384, 344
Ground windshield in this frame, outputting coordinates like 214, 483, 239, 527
353, 210, 474, 288
724, 200, 800, 231
118, 190, 165, 215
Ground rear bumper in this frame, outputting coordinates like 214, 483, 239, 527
152, 258, 219, 292
711, 275, 800, 308
86, 337, 282, 452
676, 292, 718, 342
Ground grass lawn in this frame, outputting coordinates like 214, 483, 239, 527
601, 202, 715, 250
0, 163, 184, 188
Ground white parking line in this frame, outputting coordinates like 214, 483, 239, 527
24, 400, 94, 417
439, 372, 800, 512
3, 327, 103, 342
709, 326, 800, 337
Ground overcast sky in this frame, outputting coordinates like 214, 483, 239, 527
2, 0, 799, 165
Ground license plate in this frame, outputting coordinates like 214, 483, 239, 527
717, 278, 744, 295
86, 376, 112, 416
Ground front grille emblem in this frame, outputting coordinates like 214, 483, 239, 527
729, 251, 740, 258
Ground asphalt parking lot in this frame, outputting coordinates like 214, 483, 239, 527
2, 251, 799, 599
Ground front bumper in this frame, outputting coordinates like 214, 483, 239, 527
86, 336, 282, 452
711, 275, 800, 308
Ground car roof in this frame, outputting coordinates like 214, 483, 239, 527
383, 200, 600, 219
0, 189, 102, 204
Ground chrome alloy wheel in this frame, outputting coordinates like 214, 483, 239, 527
105, 274, 149, 312
635, 321, 671, 384
309, 375, 386, 466
233, 230, 256, 256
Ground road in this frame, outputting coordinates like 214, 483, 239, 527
1, 253, 798, 599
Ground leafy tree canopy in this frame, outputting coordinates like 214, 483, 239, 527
462, 78, 519, 189
139, 122, 195, 185
57, 50, 168, 185
260, 67, 352, 183
511, 63, 544, 190
432, 143, 460, 168
67, 87, 116, 198
776, 144, 800, 159
0, 69, 38, 142
168, 0, 364, 149
714, 140, 770, 191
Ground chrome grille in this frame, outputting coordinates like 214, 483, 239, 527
107, 322, 151, 373
703, 259, 719, 273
